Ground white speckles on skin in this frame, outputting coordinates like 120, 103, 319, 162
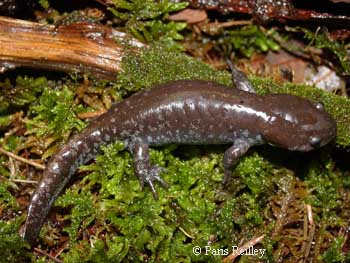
149, 126, 156, 132
82, 143, 90, 152
71, 149, 79, 158
62, 151, 71, 158
91, 130, 101, 137
187, 101, 195, 111
46, 176, 54, 184
32, 193, 39, 202
255, 134, 263, 143
284, 113, 295, 123
69, 165, 77, 175
225, 103, 272, 122
120, 130, 129, 137
72, 140, 83, 150
51, 162, 60, 173
242, 130, 249, 138
135, 146, 145, 159
110, 117, 116, 123
104, 134, 111, 141
39, 181, 47, 188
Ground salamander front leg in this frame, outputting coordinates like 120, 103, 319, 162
222, 140, 252, 185
130, 142, 168, 199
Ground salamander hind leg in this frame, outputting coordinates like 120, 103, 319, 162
130, 141, 168, 199
225, 58, 256, 93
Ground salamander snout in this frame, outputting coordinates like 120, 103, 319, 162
264, 94, 336, 152
293, 101, 336, 151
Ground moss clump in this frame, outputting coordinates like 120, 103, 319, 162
216, 25, 280, 58
0, 182, 19, 212
117, 45, 232, 92
0, 218, 32, 263
109, 0, 188, 50
302, 28, 350, 74
26, 86, 87, 158
319, 237, 350, 262
51, 142, 223, 262
0, 76, 47, 113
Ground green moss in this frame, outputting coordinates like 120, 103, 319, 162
305, 160, 340, 211
0, 76, 47, 113
55, 186, 96, 240
63, 238, 130, 263
54, 141, 325, 262
302, 28, 350, 74
301, 158, 349, 262
304, 159, 348, 228
38, 0, 50, 9
319, 237, 349, 263
109, 0, 188, 50
235, 152, 274, 196
2, 134, 24, 152
0, 182, 19, 212
26, 86, 87, 158
0, 156, 11, 180
0, 165, 30, 262
117, 46, 231, 91
56, 142, 229, 262
215, 25, 280, 57
0, 218, 32, 263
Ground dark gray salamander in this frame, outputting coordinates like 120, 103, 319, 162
22, 68, 336, 244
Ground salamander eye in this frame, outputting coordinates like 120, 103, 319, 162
314, 102, 324, 110
310, 136, 321, 148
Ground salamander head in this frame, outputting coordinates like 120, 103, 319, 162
263, 94, 336, 151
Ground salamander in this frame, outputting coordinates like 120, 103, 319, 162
21, 65, 336, 244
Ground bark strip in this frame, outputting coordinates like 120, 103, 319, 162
0, 16, 144, 80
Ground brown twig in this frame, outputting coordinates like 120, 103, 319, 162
0, 16, 144, 79
34, 248, 63, 263
188, 0, 350, 28
77, 109, 107, 119
0, 146, 45, 170
179, 226, 195, 239
303, 204, 315, 261
222, 234, 265, 263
